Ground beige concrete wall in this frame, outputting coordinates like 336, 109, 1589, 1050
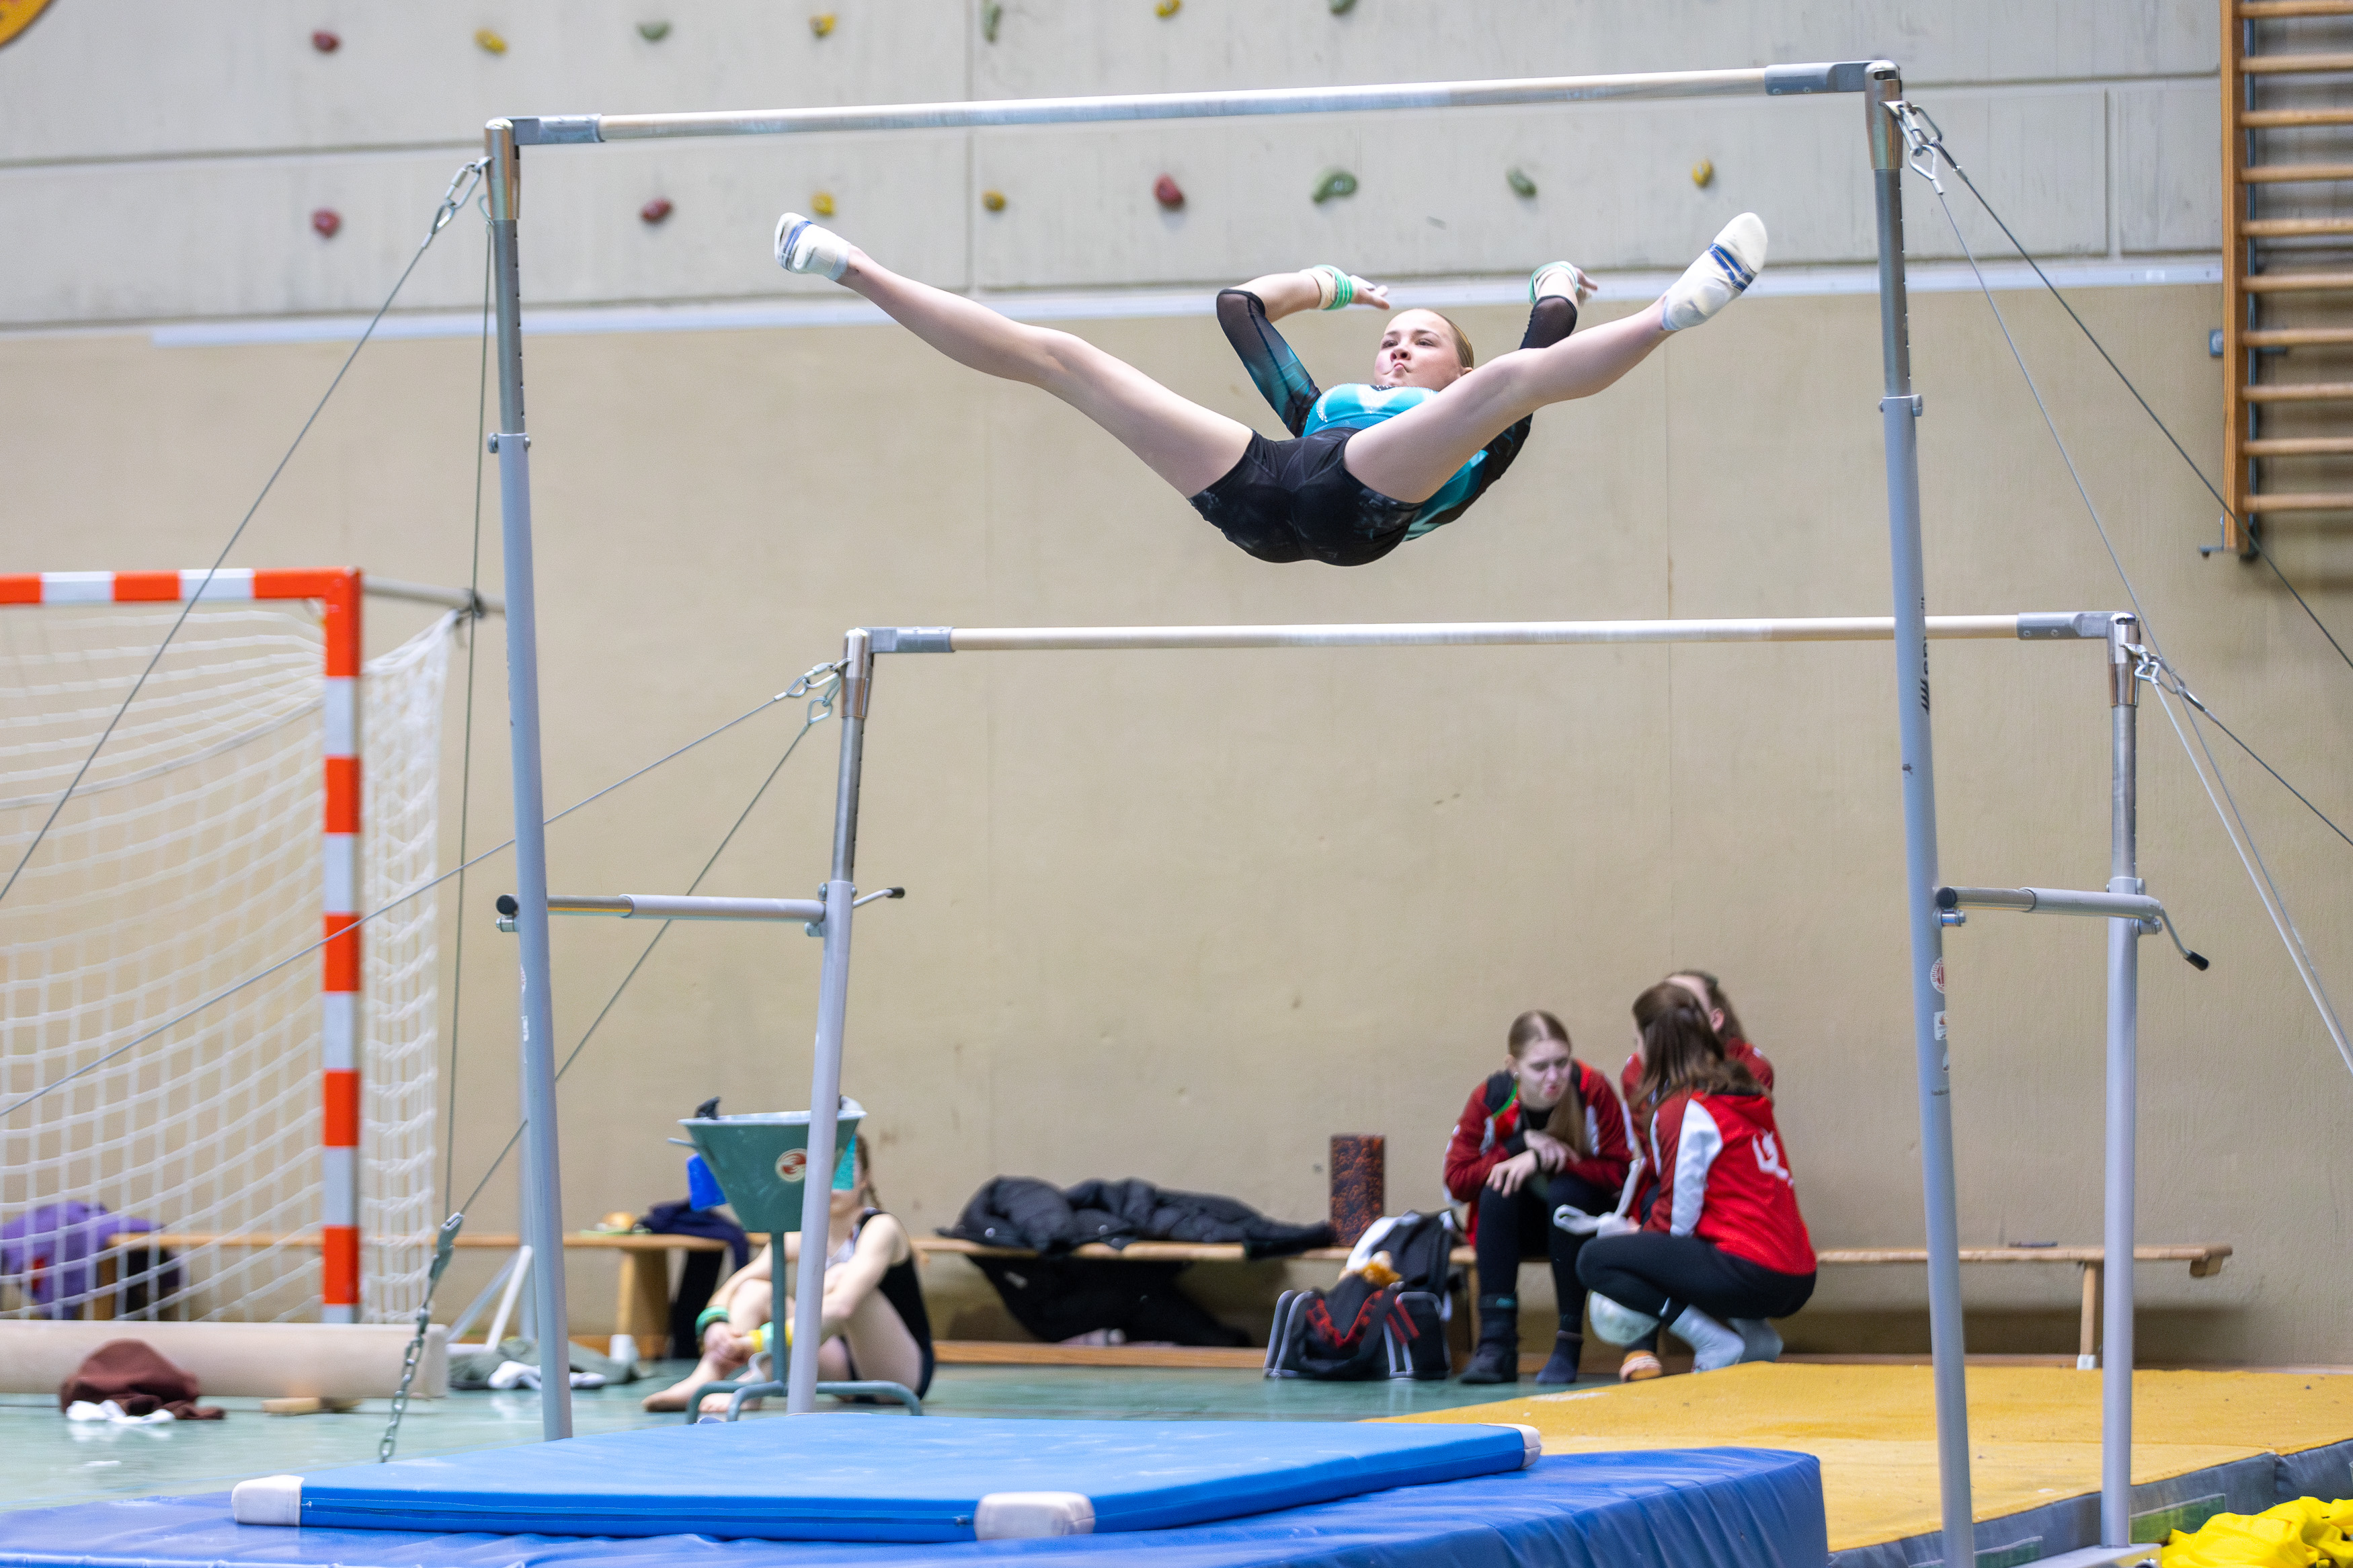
7, 1, 2349, 1363
6, 275, 2348, 1360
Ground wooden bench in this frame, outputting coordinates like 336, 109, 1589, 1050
56, 1233, 2227, 1370
1814, 1245, 2232, 1366
71, 1230, 744, 1358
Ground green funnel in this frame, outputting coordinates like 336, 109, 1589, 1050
679, 1100, 865, 1234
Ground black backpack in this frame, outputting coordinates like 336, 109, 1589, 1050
1262, 1210, 1460, 1382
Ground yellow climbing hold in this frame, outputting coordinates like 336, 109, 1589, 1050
474, 27, 508, 54
810, 12, 836, 36
982, 190, 1007, 212
812, 191, 836, 218
1156, 0, 1181, 15
1691, 159, 1716, 189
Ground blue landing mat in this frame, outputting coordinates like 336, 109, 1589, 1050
264, 1418, 1531, 1542
0, 1448, 1827, 1568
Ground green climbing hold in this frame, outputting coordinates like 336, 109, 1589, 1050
1507, 167, 1538, 198
1329, 0, 1357, 11
637, 19, 670, 40
1312, 169, 1358, 204
980, 1, 1001, 41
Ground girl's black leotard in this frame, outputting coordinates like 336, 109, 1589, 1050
1189, 290, 1578, 567
832, 1208, 934, 1395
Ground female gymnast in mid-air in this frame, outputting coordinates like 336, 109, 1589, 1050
773, 208, 1765, 566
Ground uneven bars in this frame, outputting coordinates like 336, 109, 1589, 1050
866, 612, 2117, 655
511, 61, 1873, 145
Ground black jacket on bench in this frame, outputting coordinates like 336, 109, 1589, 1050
945, 1176, 1334, 1258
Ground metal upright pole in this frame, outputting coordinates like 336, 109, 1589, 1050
1867, 63, 1974, 1568
2102, 615, 2143, 1544
485, 118, 572, 1442
786, 629, 871, 1415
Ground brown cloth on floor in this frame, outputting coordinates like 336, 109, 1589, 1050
58, 1339, 225, 1420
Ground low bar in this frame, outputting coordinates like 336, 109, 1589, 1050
867, 613, 2114, 655
495, 893, 828, 923
530, 63, 1872, 145
1937, 886, 2164, 922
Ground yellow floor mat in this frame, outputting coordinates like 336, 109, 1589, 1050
1396, 1365, 2352, 1553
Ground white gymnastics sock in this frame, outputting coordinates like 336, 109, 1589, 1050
774, 212, 852, 281
1667, 1305, 1747, 1372
1529, 260, 1598, 307
1730, 1317, 1784, 1364
1660, 212, 1766, 331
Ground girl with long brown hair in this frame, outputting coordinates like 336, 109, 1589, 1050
1579, 986, 1814, 1375
1442, 1009, 1632, 1385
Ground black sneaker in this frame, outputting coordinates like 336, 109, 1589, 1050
1533, 1331, 1583, 1385
1459, 1340, 1518, 1385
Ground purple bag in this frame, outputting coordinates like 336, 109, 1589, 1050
0, 1203, 155, 1317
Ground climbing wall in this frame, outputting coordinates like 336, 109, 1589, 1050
0, 0, 2219, 328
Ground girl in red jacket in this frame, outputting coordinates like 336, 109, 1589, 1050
1443, 1010, 1632, 1385
1619, 968, 1775, 1104
1579, 988, 1814, 1373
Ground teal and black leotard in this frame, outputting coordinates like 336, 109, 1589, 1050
1188, 289, 1578, 566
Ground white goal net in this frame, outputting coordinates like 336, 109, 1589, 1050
0, 597, 456, 1323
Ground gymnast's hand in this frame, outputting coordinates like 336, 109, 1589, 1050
1487, 1149, 1542, 1196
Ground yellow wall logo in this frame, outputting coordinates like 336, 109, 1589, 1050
0, 0, 55, 50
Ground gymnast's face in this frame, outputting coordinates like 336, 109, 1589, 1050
1374, 311, 1466, 392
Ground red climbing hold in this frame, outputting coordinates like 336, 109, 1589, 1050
1154, 174, 1185, 210
640, 198, 674, 224
311, 30, 340, 52
311, 209, 342, 238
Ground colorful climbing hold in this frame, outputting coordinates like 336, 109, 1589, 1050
809, 12, 835, 36
311, 29, 340, 52
1506, 167, 1538, 198
980, 1, 1002, 42
311, 209, 342, 239
1311, 169, 1357, 204
1155, 0, 1180, 15
474, 27, 507, 54
1691, 159, 1715, 189
812, 191, 836, 218
637, 20, 670, 40
982, 190, 1007, 212
1154, 174, 1185, 210
640, 198, 674, 224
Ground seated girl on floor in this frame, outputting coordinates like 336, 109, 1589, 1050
1579, 983, 1814, 1374
1443, 1009, 1633, 1386
643, 1134, 932, 1413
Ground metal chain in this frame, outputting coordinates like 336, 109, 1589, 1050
379, 1214, 465, 1462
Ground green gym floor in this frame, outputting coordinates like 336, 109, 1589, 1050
0, 1361, 1529, 1516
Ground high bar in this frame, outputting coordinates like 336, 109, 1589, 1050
867, 612, 2122, 655
511, 61, 1874, 145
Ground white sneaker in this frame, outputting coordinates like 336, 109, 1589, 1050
1661, 213, 1766, 331
1667, 1306, 1746, 1372
774, 212, 852, 281
1730, 1317, 1784, 1363
1529, 260, 1599, 307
